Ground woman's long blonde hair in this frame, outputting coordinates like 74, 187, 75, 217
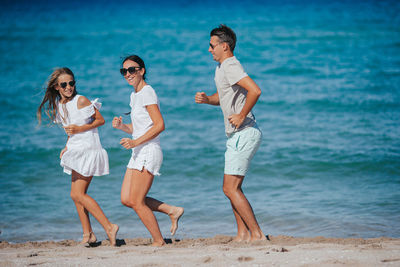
37, 67, 77, 125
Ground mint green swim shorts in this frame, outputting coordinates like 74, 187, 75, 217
224, 125, 262, 176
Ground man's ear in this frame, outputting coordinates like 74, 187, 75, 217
222, 42, 230, 52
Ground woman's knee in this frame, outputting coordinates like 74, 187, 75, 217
121, 196, 135, 208
121, 197, 132, 207
121, 197, 143, 210
70, 191, 84, 203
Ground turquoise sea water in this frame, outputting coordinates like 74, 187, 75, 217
0, 0, 399, 242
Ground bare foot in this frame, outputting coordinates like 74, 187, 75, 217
168, 206, 184, 236
233, 232, 251, 242
151, 240, 166, 247
107, 223, 119, 246
89, 232, 97, 243
81, 232, 97, 247
250, 233, 268, 243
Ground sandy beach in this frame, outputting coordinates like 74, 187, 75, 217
1, 235, 399, 266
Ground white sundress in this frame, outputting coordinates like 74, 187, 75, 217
56, 94, 109, 177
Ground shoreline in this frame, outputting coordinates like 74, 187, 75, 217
1, 235, 400, 266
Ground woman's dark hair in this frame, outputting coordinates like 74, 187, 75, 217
210, 24, 237, 52
122, 55, 146, 80
37, 67, 77, 125
122, 55, 147, 115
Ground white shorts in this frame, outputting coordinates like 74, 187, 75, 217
127, 142, 162, 176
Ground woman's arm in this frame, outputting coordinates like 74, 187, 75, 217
63, 96, 105, 135
120, 104, 164, 149
112, 116, 133, 134
60, 136, 69, 159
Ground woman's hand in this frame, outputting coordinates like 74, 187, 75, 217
112, 116, 123, 129
120, 138, 136, 149
63, 125, 81, 135
60, 147, 67, 159
112, 117, 133, 134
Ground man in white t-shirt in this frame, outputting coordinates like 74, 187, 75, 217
195, 24, 267, 242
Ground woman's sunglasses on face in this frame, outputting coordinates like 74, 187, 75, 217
120, 66, 141, 76
59, 81, 76, 89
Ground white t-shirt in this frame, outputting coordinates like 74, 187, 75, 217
129, 85, 160, 144
214, 56, 256, 136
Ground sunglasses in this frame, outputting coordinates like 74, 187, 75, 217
59, 80, 76, 88
120, 66, 141, 76
209, 42, 222, 50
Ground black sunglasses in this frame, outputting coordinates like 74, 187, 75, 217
120, 66, 141, 76
209, 42, 222, 50
59, 80, 76, 88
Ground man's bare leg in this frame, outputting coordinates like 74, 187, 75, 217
223, 174, 266, 242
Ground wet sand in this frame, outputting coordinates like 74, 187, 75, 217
1, 235, 400, 266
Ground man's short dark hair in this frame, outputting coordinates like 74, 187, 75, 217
210, 24, 236, 52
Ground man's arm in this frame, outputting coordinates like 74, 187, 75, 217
195, 91, 220, 105
228, 76, 261, 128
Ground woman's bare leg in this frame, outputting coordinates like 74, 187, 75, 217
145, 197, 184, 235
223, 174, 266, 242
71, 171, 119, 245
71, 174, 92, 240
121, 168, 165, 246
